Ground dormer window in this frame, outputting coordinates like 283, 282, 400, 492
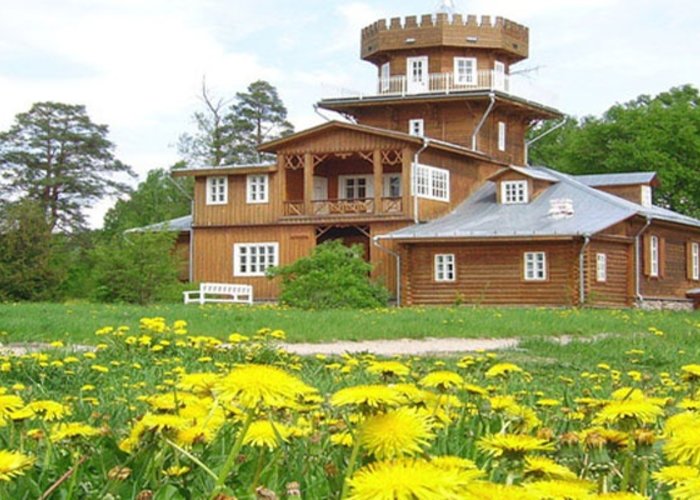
501, 180, 528, 204
206, 176, 227, 205
641, 185, 652, 207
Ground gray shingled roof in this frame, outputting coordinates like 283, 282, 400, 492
383, 167, 700, 240
125, 215, 192, 233
575, 172, 657, 187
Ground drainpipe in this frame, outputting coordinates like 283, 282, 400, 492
634, 217, 653, 304
471, 92, 496, 151
412, 137, 431, 224
579, 234, 591, 306
373, 235, 401, 307
524, 118, 567, 165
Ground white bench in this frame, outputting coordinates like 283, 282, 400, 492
183, 283, 253, 305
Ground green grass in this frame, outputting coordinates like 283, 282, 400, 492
0, 301, 696, 344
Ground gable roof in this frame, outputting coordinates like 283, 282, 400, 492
258, 120, 498, 162
382, 166, 700, 241
488, 165, 560, 183
575, 172, 659, 187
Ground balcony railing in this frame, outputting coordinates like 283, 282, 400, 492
284, 198, 403, 217
378, 69, 508, 97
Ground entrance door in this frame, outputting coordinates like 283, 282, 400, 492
494, 61, 506, 91
313, 176, 328, 201
406, 56, 429, 94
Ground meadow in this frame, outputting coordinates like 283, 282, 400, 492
0, 311, 698, 498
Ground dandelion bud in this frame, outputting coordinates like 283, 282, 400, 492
537, 427, 555, 441
634, 429, 655, 446
560, 432, 579, 447
135, 491, 153, 500
107, 466, 132, 481
255, 486, 278, 499
286, 481, 301, 497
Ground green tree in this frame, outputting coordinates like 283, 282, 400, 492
0, 200, 65, 301
92, 231, 180, 305
529, 85, 700, 216
102, 164, 192, 237
268, 240, 389, 309
0, 102, 134, 231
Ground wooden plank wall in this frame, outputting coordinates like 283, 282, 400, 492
370, 221, 416, 296
586, 239, 633, 307
401, 240, 579, 306
174, 233, 190, 282
595, 185, 643, 205
382, 47, 512, 78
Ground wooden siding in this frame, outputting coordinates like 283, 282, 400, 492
639, 222, 700, 299
401, 240, 579, 306
278, 128, 407, 155
586, 239, 633, 307
375, 47, 515, 77
595, 185, 644, 205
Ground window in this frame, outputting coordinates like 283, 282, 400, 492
596, 253, 607, 282
409, 118, 424, 136
246, 174, 269, 203
233, 243, 279, 277
692, 242, 699, 281
650, 235, 659, 278
641, 185, 652, 207
453, 57, 477, 85
501, 180, 528, 204
413, 164, 450, 202
498, 121, 506, 152
380, 62, 391, 92
434, 254, 455, 282
206, 176, 227, 205
383, 174, 402, 198
340, 175, 373, 200
524, 252, 547, 281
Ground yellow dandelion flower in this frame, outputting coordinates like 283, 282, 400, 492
0, 450, 35, 481
418, 370, 463, 390
665, 426, 700, 466
0, 395, 24, 417
347, 459, 482, 500
177, 373, 221, 396
27, 400, 71, 421
366, 361, 410, 377
215, 364, 317, 409
465, 481, 532, 500
359, 408, 434, 460
681, 364, 700, 382
523, 479, 596, 498
653, 465, 700, 486
536, 399, 561, 407
330, 385, 402, 409
430, 455, 478, 471
50, 422, 102, 442
593, 399, 664, 426
595, 493, 646, 500
463, 383, 489, 397
330, 431, 353, 447
485, 362, 524, 378
524, 456, 577, 481
164, 465, 190, 477
672, 477, 700, 500
242, 420, 292, 450
478, 433, 555, 459
489, 395, 519, 412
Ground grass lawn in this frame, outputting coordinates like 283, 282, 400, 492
0, 301, 696, 344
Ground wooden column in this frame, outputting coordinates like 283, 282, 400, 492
401, 147, 413, 219
304, 152, 313, 215
373, 149, 383, 214
278, 154, 286, 215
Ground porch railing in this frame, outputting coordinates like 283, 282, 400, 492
283, 197, 403, 217
377, 69, 509, 97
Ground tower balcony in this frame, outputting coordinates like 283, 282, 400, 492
377, 69, 509, 97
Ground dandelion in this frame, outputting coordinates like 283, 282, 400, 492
0, 395, 24, 417
242, 420, 292, 450
0, 450, 35, 481
523, 479, 596, 498
485, 363, 524, 378
50, 422, 102, 442
681, 364, 700, 382
653, 465, 700, 486
478, 434, 555, 459
330, 385, 402, 410
430, 455, 479, 471
366, 361, 410, 378
593, 399, 664, 426
164, 465, 190, 477
418, 370, 463, 390
672, 477, 700, 499
523, 456, 577, 481
359, 408, 434, 460
664, 426, 700, 466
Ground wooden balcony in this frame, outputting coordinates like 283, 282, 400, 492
377, 69, 509, 97
283, 197, 404, 219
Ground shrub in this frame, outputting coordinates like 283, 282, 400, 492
268, 240, 389, 309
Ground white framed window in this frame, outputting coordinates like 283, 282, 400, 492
383, 174, 402, 198
340, 175, 373, 200
596, 253, 607, 282
206, 176, 227, 205
501, 180, 528, 204
692, 242, 700, 281
524, 252, 547, 281
498, 121, 506, 152
413, 164, 450, 202
233, 242, 279, 277
246, 174, 269, 204
409, 118, 424, 137
650, 235, 659, 278
641, 185, 652, 207
380, 62, 391, 92
434, 254, 456, 282
453, 57, 477, 85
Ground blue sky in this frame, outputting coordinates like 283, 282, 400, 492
1, 0, 699, 226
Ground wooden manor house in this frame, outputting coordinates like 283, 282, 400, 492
140, 9, 700, 308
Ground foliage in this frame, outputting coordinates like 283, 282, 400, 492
0, 102, 134, 231
178, 80, 293, 167
528, 84, 700, 217
268, 240, 390, 309
92, 231, 180, 305
102, 165, 192, 238
0, 200, 64, 301
0, 318, 698, 497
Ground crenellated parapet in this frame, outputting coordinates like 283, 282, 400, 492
361, 13, 529, 63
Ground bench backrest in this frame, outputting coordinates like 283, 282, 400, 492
200, 282, 252, 295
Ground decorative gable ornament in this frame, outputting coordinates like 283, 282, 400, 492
548, 198, 574, 219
